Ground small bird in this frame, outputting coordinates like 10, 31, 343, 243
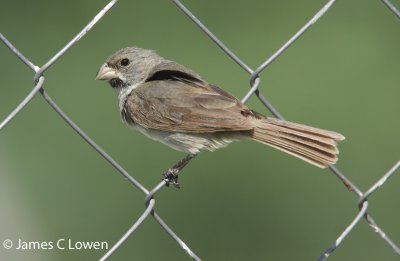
96, 47, 344, 170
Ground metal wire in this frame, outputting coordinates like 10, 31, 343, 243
382, 0, 400, 18
99, 198, 156, 261
1, 0, 399, 260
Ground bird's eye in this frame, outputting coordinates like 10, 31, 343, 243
120, 58, 130, 66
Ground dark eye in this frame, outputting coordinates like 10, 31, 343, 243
120, 58, 130, 66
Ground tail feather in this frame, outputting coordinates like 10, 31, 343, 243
252, 118, 345, 168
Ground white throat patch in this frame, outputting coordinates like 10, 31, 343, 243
117, 83, 139, 112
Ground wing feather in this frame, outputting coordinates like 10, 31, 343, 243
123, 78, 256, 133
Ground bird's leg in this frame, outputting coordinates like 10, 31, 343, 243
162, 153, 197, 188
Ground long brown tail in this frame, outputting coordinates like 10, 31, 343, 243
251, 117, 345, 168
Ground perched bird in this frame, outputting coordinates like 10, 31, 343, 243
96, 47, 344, 169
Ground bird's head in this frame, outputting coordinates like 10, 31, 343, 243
95, 46, 159, 89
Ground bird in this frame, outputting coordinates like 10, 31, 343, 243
95, 46, 345, 174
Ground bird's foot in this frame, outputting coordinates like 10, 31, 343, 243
161, 168, 180, 189
160, 154, 197, 189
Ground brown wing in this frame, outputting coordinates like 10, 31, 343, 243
123, 78, 257, 133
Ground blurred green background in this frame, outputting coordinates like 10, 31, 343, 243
1, 0, 399, 260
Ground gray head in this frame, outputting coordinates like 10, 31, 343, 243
95, 46, 162, 89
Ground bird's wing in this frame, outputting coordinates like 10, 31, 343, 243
122, 71, 258, 133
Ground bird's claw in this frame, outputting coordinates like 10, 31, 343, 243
162, 169, 180, 188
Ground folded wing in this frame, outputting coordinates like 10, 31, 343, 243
122, 69, 256, 133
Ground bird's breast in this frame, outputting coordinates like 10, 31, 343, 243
122, 119, 233, 154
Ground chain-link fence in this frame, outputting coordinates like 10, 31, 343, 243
1, 0, 399, 260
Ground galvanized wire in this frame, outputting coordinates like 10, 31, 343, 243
1, 0, 399, 260
382, 0, 400, 18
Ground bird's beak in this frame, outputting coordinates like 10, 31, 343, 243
95, 63, 120, 81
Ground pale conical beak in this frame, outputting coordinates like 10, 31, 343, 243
95, 63, 120, 81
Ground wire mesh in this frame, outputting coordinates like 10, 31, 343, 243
1, 0, 399, 260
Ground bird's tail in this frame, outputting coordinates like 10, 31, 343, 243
251, 117, 345, 168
